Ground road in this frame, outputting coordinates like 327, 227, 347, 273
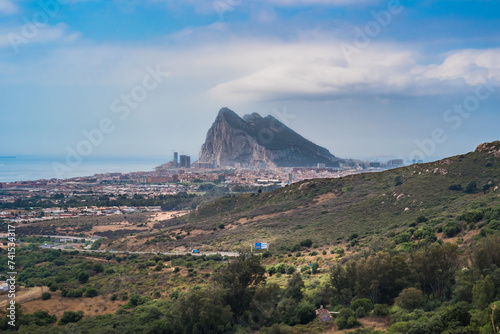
36, 234, 101, 242
34, 234, 239, 257
41, 246, 239, 257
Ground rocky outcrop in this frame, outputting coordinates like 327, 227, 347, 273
475, 141, 500, 157
198, 108, 340, 168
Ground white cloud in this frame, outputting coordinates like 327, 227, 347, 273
208, 42, 500, 102
3, 28, 500, 103
0, 23, 79, 51
423, 49, 500, 86
0, 0, 17, 15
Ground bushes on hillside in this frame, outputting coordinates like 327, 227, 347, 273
395, 288, 424, 310
58, 311, 84, 325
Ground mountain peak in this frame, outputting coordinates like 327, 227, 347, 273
243, 112, 263, 123
199, 108, 340, 168
217, 107, 240, 120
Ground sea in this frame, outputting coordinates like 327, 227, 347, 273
0, 156, 168, 183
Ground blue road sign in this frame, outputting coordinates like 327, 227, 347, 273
255, 243, 262, 250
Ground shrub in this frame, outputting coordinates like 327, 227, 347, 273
267, 265, 277, 276
68, 289, 84, 298
465, 181, 477, 194
58, 311, 84, 325
347, 316, 361, 328
336, 316, 348, 329
85, 287, 98, 298
444, 221, 462, 238
416, 216, 428, 224
300, 265, 311, 275
459, 210, 484, 223
311, 261, 319, 274
77, 271, 89, 284
93, 263, 104, 273
394, 176, 404, 186
49, 283, 58, 292
448, 184, 463, 191
276, 263, 287, 274
110, 294, 117, 301
373, 304, 389, 316
355, 306, 366, 318
339, 307, 354, 319
262, 251, 272, 258
300, 239, 313, 248
395, 288, 424, 310
42, 292, 51, 300
351, 298, 374, 313
286, 265, 296, 275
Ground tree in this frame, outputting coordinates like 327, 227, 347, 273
267, 265, 277, 276
351, 298, 374, 313
284, 272, 305, 302
394, 288, 424, 310
171, 287, 232, 333
472, 235, 500, 274
472, 275, 495, 309
311, 261, 319, 274
77, 271, 90, 284
42, 292, 51, 300
249, 283, 282, 327
93, 263, 104, 273
330, 262, 357, 306
286, 265, 296, 275
213, 253, 266, 322
465, 181, 477, 194
411, 242, 459, 300
355, 252, 409, 304
295, 302, 316, 325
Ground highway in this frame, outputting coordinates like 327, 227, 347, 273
41, 244, 239, 257
35, 234, 240, 257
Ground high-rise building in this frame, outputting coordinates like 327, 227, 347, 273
173, 152, 178, 167
179, 155, 191, 168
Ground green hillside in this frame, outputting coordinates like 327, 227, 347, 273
145, 141, 500, 253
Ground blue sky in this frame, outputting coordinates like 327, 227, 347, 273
0, 0, 499, 165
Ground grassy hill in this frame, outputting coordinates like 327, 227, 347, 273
137, 141, 500, 253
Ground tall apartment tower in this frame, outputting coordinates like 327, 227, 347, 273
179, 155, 191, 168
173, 152, 178, 167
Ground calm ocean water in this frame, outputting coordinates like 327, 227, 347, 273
0, 156, 168, 183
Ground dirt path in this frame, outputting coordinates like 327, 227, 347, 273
0, 287, 43, 310
21, 294, 125, 319
321, 316, 391, 333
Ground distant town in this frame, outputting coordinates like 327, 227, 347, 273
0, 151, 406, 223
